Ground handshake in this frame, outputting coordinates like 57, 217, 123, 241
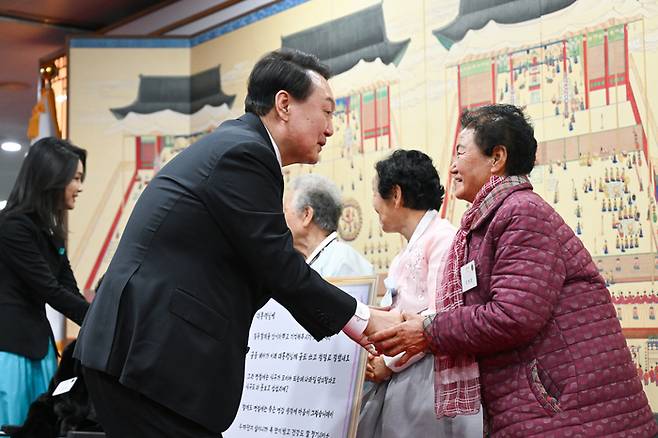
347, 307, 431, 368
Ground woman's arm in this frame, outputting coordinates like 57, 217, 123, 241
0, 216, 88, 325
427, 210, 566, 356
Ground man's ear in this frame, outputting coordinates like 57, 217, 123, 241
491, 145, 508, 175
302, 206, 314, 227
274, 90, 291, 121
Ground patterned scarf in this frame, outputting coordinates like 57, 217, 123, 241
433, 174, 530, 417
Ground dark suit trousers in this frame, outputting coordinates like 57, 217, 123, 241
83, 367, 219, 438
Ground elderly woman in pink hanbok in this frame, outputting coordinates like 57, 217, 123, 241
357, 150, 482, 438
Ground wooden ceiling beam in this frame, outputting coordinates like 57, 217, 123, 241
0, 9, 94, 32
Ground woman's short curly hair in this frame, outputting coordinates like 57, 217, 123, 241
375, 149, 445, 211
460, 104, 537, 176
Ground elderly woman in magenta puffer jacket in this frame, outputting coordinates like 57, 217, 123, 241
370, 104, 657, 437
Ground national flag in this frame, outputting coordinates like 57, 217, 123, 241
27, 77, 61, 142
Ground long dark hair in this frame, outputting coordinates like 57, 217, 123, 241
0, 137, 86, 240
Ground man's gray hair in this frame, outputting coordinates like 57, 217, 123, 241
290, 174, 343, 233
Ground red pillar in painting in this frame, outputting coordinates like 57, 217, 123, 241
458, 64, 462, 110
491, 59, 496, 104
624, 24, 630, 101
508, 56, 514, 105
562, 40, 568, 115
359, 93, 364, 153
604, 31, 610, 105
374, 88, 378, 151
386, 84, 391, 149
135, 136, 142, 169
441, 66, 464, 219
583, 33, 589, 109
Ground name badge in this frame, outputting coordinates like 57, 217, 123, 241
460, 260, 477, 292
52, 377, 77, 396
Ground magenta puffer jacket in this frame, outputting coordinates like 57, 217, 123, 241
430, 184, 657, 437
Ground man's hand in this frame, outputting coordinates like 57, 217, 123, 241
363, 308, 402, 339
364, 353, 392, 383
368, 312, 429, 366
345, 307, 402, 350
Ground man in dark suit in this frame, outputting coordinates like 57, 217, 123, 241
74, 49, 398, 438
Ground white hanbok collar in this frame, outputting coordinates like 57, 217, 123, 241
306, 231, 338, 266
382, 209, 437, 304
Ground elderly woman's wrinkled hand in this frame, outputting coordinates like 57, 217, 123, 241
368, 312, 429, 366
364, 353, 393, 383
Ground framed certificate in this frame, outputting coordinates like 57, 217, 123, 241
224, 276, 378, 438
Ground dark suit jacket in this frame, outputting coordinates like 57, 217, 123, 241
74, 113, 357, 433
0, 213, 88, 359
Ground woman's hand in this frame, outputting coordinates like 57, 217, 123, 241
364, 353, 393, 383
368, 312, 429, 367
